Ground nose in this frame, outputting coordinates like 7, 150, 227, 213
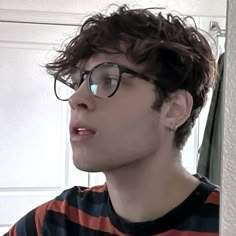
68, 80, 95, 111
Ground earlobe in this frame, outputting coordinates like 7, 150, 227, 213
163, 90, 193, 129
168, 122, 177, 132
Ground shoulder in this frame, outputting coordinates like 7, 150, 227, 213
188, 176, 220, 232
42, 184, 109, 234
6, 184, 108, 236
196, 174, 220, 208
53, 184, 108, 201
180, 175, 220, 233
46, 184, 108, 215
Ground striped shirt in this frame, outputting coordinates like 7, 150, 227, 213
5, 176, 219, 236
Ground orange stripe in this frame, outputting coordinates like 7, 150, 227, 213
48, 199, 126, 235
7, 224, 17, 236
157, 229, 219, 236
35, 201, 51, 236
205, 191, 220, 205
13, 225, 17, 236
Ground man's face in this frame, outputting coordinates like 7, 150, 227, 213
69, 53, 166, 172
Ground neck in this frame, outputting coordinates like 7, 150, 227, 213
104, 150, 200, 223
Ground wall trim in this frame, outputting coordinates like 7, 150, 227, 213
0, 9, 84, 25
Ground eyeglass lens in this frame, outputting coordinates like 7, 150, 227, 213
55, 63, 120, 100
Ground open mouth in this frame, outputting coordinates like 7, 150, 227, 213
76, 128, 96, 135
70, 127, 97, 142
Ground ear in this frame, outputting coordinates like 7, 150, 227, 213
160, 90, 193, 130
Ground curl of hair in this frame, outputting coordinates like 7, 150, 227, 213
46, 5, 217, 149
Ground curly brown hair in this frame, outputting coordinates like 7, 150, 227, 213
46, 5, 216, 150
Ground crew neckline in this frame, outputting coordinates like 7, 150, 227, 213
107, 177, 217, 235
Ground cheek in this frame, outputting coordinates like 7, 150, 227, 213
105, 104, 160, 145
98, 88, 161, 147
110, 113, 160, 162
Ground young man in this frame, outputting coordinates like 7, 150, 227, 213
5, 5, 219, 236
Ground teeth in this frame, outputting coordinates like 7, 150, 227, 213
75, 127, 95, 135
76, 128, 93, 135
77, 128, 87, 131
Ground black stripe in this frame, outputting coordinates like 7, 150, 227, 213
43, 210, 117, 236
196, 203, 219, 218
176, 215, 219, 232
25, 209, 38, 235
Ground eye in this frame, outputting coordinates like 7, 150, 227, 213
104, 77, 118, 84
101, 76, 118, 89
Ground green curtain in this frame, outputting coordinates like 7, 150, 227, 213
197, 53, 224, 185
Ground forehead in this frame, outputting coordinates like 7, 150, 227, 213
78, 53, 145, 72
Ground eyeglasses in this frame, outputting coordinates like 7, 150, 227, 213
54, 62, 153, 101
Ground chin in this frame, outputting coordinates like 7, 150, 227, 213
73, 157, 124, 173
72, 156, 107, 172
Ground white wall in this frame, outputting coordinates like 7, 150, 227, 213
221, 0, 236, 235
0, 0, 226, 17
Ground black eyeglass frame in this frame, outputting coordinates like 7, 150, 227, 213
54, 62, 154, 101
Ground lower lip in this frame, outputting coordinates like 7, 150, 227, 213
70, 132, 96, 142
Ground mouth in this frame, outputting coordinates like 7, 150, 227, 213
75, 128, 96, 135
70, 125, 97, 142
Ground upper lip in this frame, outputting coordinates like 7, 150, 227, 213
70, 121, 97, 135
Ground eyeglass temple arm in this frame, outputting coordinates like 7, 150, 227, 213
120, 67, 152, 82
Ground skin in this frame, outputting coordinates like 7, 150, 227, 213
68, 53, 200, 222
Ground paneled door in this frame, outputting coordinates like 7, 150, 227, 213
0, 22, 89, 234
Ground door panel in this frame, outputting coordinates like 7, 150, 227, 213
0, 22, 88, 232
